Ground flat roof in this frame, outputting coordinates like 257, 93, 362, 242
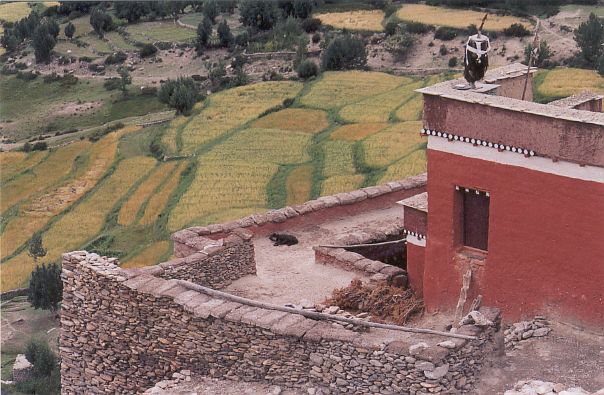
549, 92, 604, 109
397, 192, 428, 213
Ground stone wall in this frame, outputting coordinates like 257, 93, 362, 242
61, 251, 501, 394
136, 228, 255, 289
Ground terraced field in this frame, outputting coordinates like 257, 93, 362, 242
534, 68, 604, 102
1, 71, 439, 290
0, 2, 31, 23
314, 10, 385, 31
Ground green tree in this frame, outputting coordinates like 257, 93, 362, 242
0, 29, 19, 52
118, 67, 132, 95
575, 13, 604, 67
196, 16, 212, 53
28, 263, 63, 312
90, 7, 113, 38
25, 339, 58, 377
217, 19, 233, 47
239, 0, 279, 30
203, 0, 219, 23
524, 40, 552, 68
597, 54, 604, 76
158, 77, 197, 115
28, 232, 47, 263
33, 24, 57, 64
321, 35, 367, 71
64, 21, 75, 39
293, 0, 313, 19
297, 59, 318, 79
115, 1, 151, 23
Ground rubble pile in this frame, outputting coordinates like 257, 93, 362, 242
504, 317, 551, 348
504, 380, 604, 395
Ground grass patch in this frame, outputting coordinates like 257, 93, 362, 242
314, 10, 385, 31
125, 21, 197, 44
286, 164, 313, 205
120, 240, 170, 268
251, 108, 329, 134
362, 121, 424, 168
534, 68, 604, 103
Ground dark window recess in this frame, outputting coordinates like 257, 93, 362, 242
462, 188, 490, 251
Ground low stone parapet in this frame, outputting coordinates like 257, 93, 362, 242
12, 354, 33, 383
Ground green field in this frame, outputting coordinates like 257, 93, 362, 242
1, 71, 439, 290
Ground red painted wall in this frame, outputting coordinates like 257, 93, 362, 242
407, 243, 425, 298
424, 149, 604, 326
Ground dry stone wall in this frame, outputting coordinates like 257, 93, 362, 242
61, 251, 500, 394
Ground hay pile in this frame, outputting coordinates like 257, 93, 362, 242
325, 279, 423, 325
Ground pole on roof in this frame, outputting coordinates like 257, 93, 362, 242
522, 21, 541, 101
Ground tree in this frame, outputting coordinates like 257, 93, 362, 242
115, 1, 151, 23
32, 24, 57, 64
90, 7, 113, 38
196, 16, 212, 53
239, 0, 279, 30
0, 29, 19, 52
524, 40, 552, 68
293, 36, 308, 70
25, 338, 58, 377
28, 232, 47, 262
28, 262, 63, 312
118, 67, 132, 95
203, 0, 219, 24
321, 35, 367, 71
597, 54, 604, 77
158, 77, 197, 115
64, 21, 76, 39
575, 13, 604, 68
297, 59, 318, 79
217, 19, 233, 47
293, 0, 313, 19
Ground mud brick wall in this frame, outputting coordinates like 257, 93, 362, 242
61, 252, 500, 394
134, 228, 256, 289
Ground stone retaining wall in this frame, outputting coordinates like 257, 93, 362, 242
61, 251, 500, 394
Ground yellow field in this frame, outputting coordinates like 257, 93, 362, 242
321, 175, 365, 196
139, 162, 187, 225
315, 10, 385, 31
330, 123, 389, 141
1, 151, 47, 183
0, 2, 31, 22
362, 122, 424, 168
168, 160, 278, 231
161, 116, 188, 155
395, 94, 423, 121
180, 81, 303, 154
203, 128, 311, 165
118, 162, 178, 226
300, 71, 406, 109
39, 156, 155, 262
286, 165, 313, 205
379, 150, 427, 183
396, 4, 531, 31
120, 241, 170, 269
1, 141, 91, 213
252, 108, 329, 134
1, 132, 121, 259
339, 80, 423, 123
323, 140, 356, 177
537, 68, 604, 98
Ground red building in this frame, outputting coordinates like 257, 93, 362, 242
401, 64, 604, 326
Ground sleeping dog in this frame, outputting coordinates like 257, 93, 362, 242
269, 233, 299, 246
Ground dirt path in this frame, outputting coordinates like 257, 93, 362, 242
224, 205, 404, 306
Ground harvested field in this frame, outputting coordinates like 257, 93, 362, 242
251, 108, 329, 134
321, 174, 365, 196
285, 164, 313, 205
168, 160, 278, 231
315, 10, 385, 31
180, 81, 302, 154
120, 240, 170, 269
362, 121, 424, 168
203, 128, 311, 165
330, 123, 389, 141
0, 151, 47, 183
396, 4, 531, 31
300, 71, 405, 110
139, 161, 188, 226
117, 162, 178, 226
0, 2, 31, 22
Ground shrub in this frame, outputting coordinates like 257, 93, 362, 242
103, 77, 121, 90
88, 63, 105, 72
239, 0, 279, 30
229, 67, 248, 87
33, 23, 57, 64
155, 41, 172, 50
28, 262, 62, 312
439, 44, 448, 56
434, 27, 457, 41
575, 13, 604, 68
448, 56, 458, 67
503, 23, 530, 37
139, 43, 157, 58
384, 32, 415, 61
404, 21, 433, 35
297, 59, 318, 79
78, 56, 93, 62
64, 21, 75, 39
25, 338, 58, 377
196, 16, 212, 53
90, 7, 114, 38
158, 77, 197, 115
88, 122, 124, 142
312, 32, 321, 44
384, 20, 400, 36
141, 86, 157, 95
301, 17, 321, 33
104, 51, 127, 65
321, 35, 367, 71
217, 19, 233, 47
14, 61, 28, 70
235, 31, 249, 47
32, 142, 48, 151
16, 71, 38, 80
293, 0, 313, 19
524, 40, 553, 68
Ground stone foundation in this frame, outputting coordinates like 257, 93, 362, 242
61, 251, 500, 394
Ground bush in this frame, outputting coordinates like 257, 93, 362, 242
64, 21, 75, 39
90, 7, 114, 38
448, 56, 458, 67
78, 56, 93, 62
14, 61, 28, 70
28, 262, 62, 312
235, 31, 249, 47
16, 71, 38, 81
88, 63, 105, 72
141, 86, 157, 95
404, 21, 433, 35
158, 77, 197, 115
301, 17, 321, 33
104, 51, 127, 65
297, 59, 318, 79
503, 23, 531, 37
384, 32, 415, 61
524, 40, 553, 68
103, 77, 121, 90
32, 142, 48, 151
439, 44, 448, 56
217, 19, 233, 47
239, 0, 279, 30
384, 20, 400, 36
321, 35, 367, 71
155, 41, 172, 50
434, 27, 457, 41
88, 122, 124, 142
25, 339, 57, 377
196, 16, 213, 53
312, 32, 321, 44
139, 43, 157, 58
